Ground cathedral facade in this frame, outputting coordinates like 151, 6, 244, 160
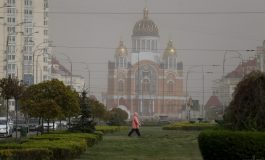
107, 8, 185, 119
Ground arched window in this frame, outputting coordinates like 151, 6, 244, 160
142, 79, 150, 94
118, 80, 124, 93
168, 81, 174, 95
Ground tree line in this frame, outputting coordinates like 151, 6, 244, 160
0, 76, 128, 134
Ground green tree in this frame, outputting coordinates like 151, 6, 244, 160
0, 76, 26, 137
70, 91, 95, 133
106, 108, 128, 126
88, 98, 106, 120
224, 71, 265, 131
20, 79, 79, 133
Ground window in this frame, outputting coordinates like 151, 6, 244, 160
7, 27, 15, 33
136, 40, 140, 52
132, 39, 136, 51
8, 55, 15, 61
147, 40, 150, 51
44, 30, 48, 35
141, 40, 145, 51
8, 36, 16, 43
43, 66, 48, 72
168, 81, 174, 95
142, 79, 150, 94
118, 80, 124, 93
151, 40, 155, 51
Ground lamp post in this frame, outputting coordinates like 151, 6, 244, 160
55, 53, 73, 88
32, 44, 47, 84
78, 61, 90, 94
186, 65, 214, 120
223, 50, 255, 78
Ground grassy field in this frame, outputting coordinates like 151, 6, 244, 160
76, 127, 202, 160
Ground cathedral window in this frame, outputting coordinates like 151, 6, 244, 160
147, 40, 150, 51
118, 80, 124, 93
132, 39, 136, 52
141, 40, 145, 51
142, 79, 150, 94
151, 40, 155, 51
168, 81, 174, 95
137, 40, 140, 52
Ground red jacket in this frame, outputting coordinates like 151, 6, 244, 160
132, 112, 140, 129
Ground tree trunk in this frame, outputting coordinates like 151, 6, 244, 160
47, 119, 50, 133
6, 99, 9, 137
15, 99, 18, 139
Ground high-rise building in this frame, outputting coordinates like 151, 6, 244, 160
107, 8, 185, 119
257, 40, 265, 72
0, 0, 51, 85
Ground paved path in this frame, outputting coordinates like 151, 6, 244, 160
76, 127, 203, 160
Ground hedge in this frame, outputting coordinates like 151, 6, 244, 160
163, 122, 215, 131
0, 132, 102, 160
198, 130, 265, 160
95, 125, 128, 134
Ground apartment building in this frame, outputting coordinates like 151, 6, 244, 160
0, 0, 51, 85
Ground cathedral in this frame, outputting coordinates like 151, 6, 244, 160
107, 8, 185, 119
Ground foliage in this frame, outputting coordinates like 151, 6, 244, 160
223, 71, 265, 131
20, 79, 79, 123
0, 148, 52, 160
0, 132, 102, 160
70, 91, 95, 133
198, 130, 265, 160
95, 125, 128, 134
162, 122, 216, 130
88, 98, 106, 120
105, 108, 128, 126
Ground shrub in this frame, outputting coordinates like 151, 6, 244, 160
0, 148, 52, 160
163, 122, 215, 130
96, 125, 128, 134
224, 71, 265, 131
198, 130, 265, 160
0, 132, 102, 160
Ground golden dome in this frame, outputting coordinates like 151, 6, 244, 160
132, 8, 159, 37
163, 40, 177, 58
116, 40, 128, 56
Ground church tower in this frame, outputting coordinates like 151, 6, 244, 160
107, 8, 185, 119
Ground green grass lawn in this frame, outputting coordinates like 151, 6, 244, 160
76, 127, 202, 160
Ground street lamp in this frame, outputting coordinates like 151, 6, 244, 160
76, 61, 90, 94
223, 50, 254, 78
32, 44, 47, 84
54, 53, 73, 88
186, 65, 214, 120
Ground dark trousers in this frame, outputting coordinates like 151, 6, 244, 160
128, 128, 141, 136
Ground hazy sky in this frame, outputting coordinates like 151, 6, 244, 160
49, 0, 265, 103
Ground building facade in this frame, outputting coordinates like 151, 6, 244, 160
51, 57, 85, 93
213, 58, 257, 108
107, 8, 185, 119
256, 40, 265, 72
0, 0, 51, 84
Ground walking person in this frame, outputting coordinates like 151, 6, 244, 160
128, 112, 141, 137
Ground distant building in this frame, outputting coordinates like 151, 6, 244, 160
106, 8, 185, 119
205, 93, 223, 120
0, 0, 51, 84
213, 58, 257, 108
256, 40, 265, 72
51, 57, 85, 93
0, 0, 51, 111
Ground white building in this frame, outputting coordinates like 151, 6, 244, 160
0, 0, 51, 84
256, 40, 265, 72
51, 57, 85, 93
0, 0, 51, 111
213, 59, 257, 108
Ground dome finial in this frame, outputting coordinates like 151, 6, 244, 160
143, 8, 149, 19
